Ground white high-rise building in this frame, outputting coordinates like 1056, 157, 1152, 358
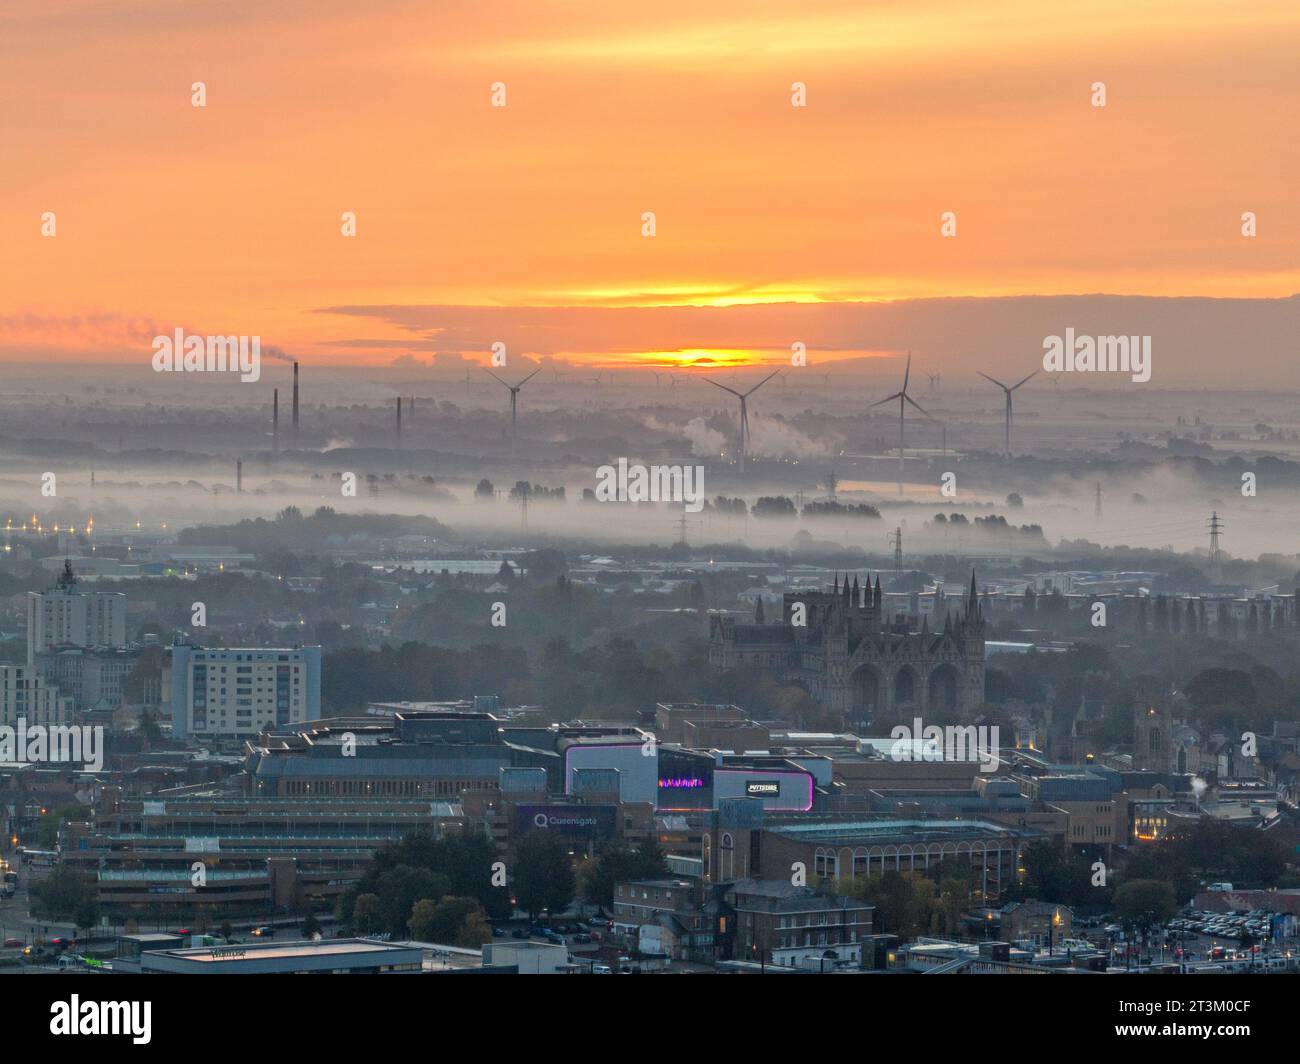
170, 644, 322, 739
0, 664, 72, 726
27, 559, 127, 664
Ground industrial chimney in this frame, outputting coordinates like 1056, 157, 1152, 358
396, 396, 402, 447
272, 387, 279, 452
292, 361, 300, 434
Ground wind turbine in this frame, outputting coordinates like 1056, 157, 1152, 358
869, 353, 934, 495
485, 367, 541, 458
704, 369, 781, 473
978, 369, 1037, 456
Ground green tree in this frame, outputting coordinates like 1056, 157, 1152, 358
407, 898, 441, 941
372, 867, 450, 936
1112, 879, 1178, 938
1005, 840, 1102, 909
409, 895, 491, 946
861, 871, 938, 939
456, 906, 493, 949
352, 893, 381, 935
513, 831, 575, 919
580, 837, 670, 908
74, 897, 99, 933
35, 803, 85, 849
1185, 668, 1256, 728
31, 865, 95, 919
338, 830, 513, 928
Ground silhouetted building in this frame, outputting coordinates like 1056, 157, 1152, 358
710, 572, 986, 719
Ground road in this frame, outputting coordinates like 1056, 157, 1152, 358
0, 863, 78, 947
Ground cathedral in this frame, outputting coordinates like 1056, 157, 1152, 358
709, 572, 987, 721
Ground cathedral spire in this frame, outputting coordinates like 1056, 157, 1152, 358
852, 576, 860, 606
833, 573, 839, 595
962, 569, 985, 636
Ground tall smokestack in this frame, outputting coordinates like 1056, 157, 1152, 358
236, 458, 243, 493
396, 396, 402, 447
272, 388, 279, 452
292, 361, 300, 434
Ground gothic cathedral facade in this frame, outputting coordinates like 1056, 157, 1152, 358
709, 573, 987, 721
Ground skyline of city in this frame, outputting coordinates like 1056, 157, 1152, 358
1, 0, 1296, 1045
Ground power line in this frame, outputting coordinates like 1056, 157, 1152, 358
1208, 511, 1224, 573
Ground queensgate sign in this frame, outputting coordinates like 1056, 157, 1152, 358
516, 805, 616, 838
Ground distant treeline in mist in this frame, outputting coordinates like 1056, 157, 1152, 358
177, 505, 449, 552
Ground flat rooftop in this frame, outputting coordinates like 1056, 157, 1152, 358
767, 817, 1029, 843
158, 939, 411, 963
138, 937, 425, 974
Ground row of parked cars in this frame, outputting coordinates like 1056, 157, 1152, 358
1171, 909, 1276, 941
494, 920, 603, 945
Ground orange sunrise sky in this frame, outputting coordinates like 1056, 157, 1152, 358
1, 0, 1297, 373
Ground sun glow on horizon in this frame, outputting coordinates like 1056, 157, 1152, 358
1, 0, 1296, 375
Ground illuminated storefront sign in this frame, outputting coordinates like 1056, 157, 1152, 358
516, 805, 615, 838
